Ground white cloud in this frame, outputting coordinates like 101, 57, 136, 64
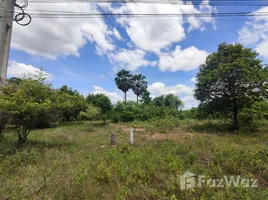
148, 82, 193, 97
181, 95, 199, 110
256, 39, 268, 58
92, 85, 123, 103
190, 77, 197, 83
7, 61, 53, 80
158, 46, 208, 72
92, 85, 137, 103
11, 2, 120, 59
148, 82, 199, 109
109, 49, 157, 71
238, 6, 268, 58
102, 1, 216, 53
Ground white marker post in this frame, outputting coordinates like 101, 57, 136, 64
130, 127, 134, 145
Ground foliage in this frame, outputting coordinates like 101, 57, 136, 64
6, 77, 22, 85
52, 90, 87, 122
180, 107, 199, 119
59, 85, 79, 96
115, 70, 132, 102
153, 94, 183, 110
78, 104, 100, 121
111, 101, 181, 123
0, 77, 53, 144
195, 43, 268, 130
131, 74, 148, 103
86, 93, 112, 124
140, 90, 152, 104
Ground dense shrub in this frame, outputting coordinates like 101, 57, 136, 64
111, 101, 182, 123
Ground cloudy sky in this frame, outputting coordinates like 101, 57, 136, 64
8, 0, 268, 109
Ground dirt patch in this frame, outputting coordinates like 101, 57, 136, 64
147, 132, 194, 140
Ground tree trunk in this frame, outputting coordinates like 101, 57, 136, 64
232, 100, 239, 131
136, 95, 138, 104
124, 92, 127, 102
17, 127, 30, 145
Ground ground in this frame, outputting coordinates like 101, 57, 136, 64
0, 120, 268, 199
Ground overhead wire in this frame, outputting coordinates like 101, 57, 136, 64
1, 0, 266, 23
28, 0, 268, 6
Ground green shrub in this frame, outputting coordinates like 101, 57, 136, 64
111, 102, 181, 123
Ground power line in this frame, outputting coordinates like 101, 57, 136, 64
28, 0, 268, 6
2, 11, 268, 18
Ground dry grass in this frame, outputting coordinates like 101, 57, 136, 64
1, 120, 268, 199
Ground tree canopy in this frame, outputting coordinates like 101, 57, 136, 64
115, 70, 133, 102
87, 93, 113, 124
195, 43, 268, 130
0, 77, 53, 144
131, 74, 148, 103
153, 94, 183, 110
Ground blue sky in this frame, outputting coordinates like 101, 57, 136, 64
8, 0, 268, 109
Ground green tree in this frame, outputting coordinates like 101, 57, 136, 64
87, 94, 112, 124
6, 77, 22, 85
164, 94, 183, 110
195, 43, 268, 130
140, 90, 152, 105
52, 91, 87, 121
153, 94, 183, 110
131, 74, 148, 103
0, 77, 53, 144
153, 95, 165, 107
78, 104, 100, 121
115, 70, 132, 102
59, 85, 79, 96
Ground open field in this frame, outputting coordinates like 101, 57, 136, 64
1, 120, 268, 199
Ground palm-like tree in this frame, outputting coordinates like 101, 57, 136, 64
115, 70, 132, 102
131, 74, 147, 104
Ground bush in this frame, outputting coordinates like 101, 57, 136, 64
111, 102, 182, 123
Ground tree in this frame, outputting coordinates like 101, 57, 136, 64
115, 70, 132, 102
153, 95, 165, 107
195, 43, 268, 130
87, 94, 112, 124
0, 77, 53, 144
7, 77, 22, 85
131, 74, 148, 103
153, 94, 183, 110
140, 90, 152, 104
164, 94, 184, 110
52, 91, 87, 121
59, 85, 79, 96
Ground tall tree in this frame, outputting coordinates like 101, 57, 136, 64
87, 94, 112, 124
195, 43, 268, 130
115, 70, 132, 102
131, 74, 148, 103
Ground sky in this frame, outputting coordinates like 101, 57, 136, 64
8, 0, 268, 109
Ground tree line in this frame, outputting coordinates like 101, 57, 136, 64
0, 72, 183, 144
0, 42, 268, 144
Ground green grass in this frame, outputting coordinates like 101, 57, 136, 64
1, 120, 268, 199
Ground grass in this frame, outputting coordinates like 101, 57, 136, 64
0, 120, 268, 199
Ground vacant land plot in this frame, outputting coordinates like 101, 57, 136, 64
1, 120, 268, 199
